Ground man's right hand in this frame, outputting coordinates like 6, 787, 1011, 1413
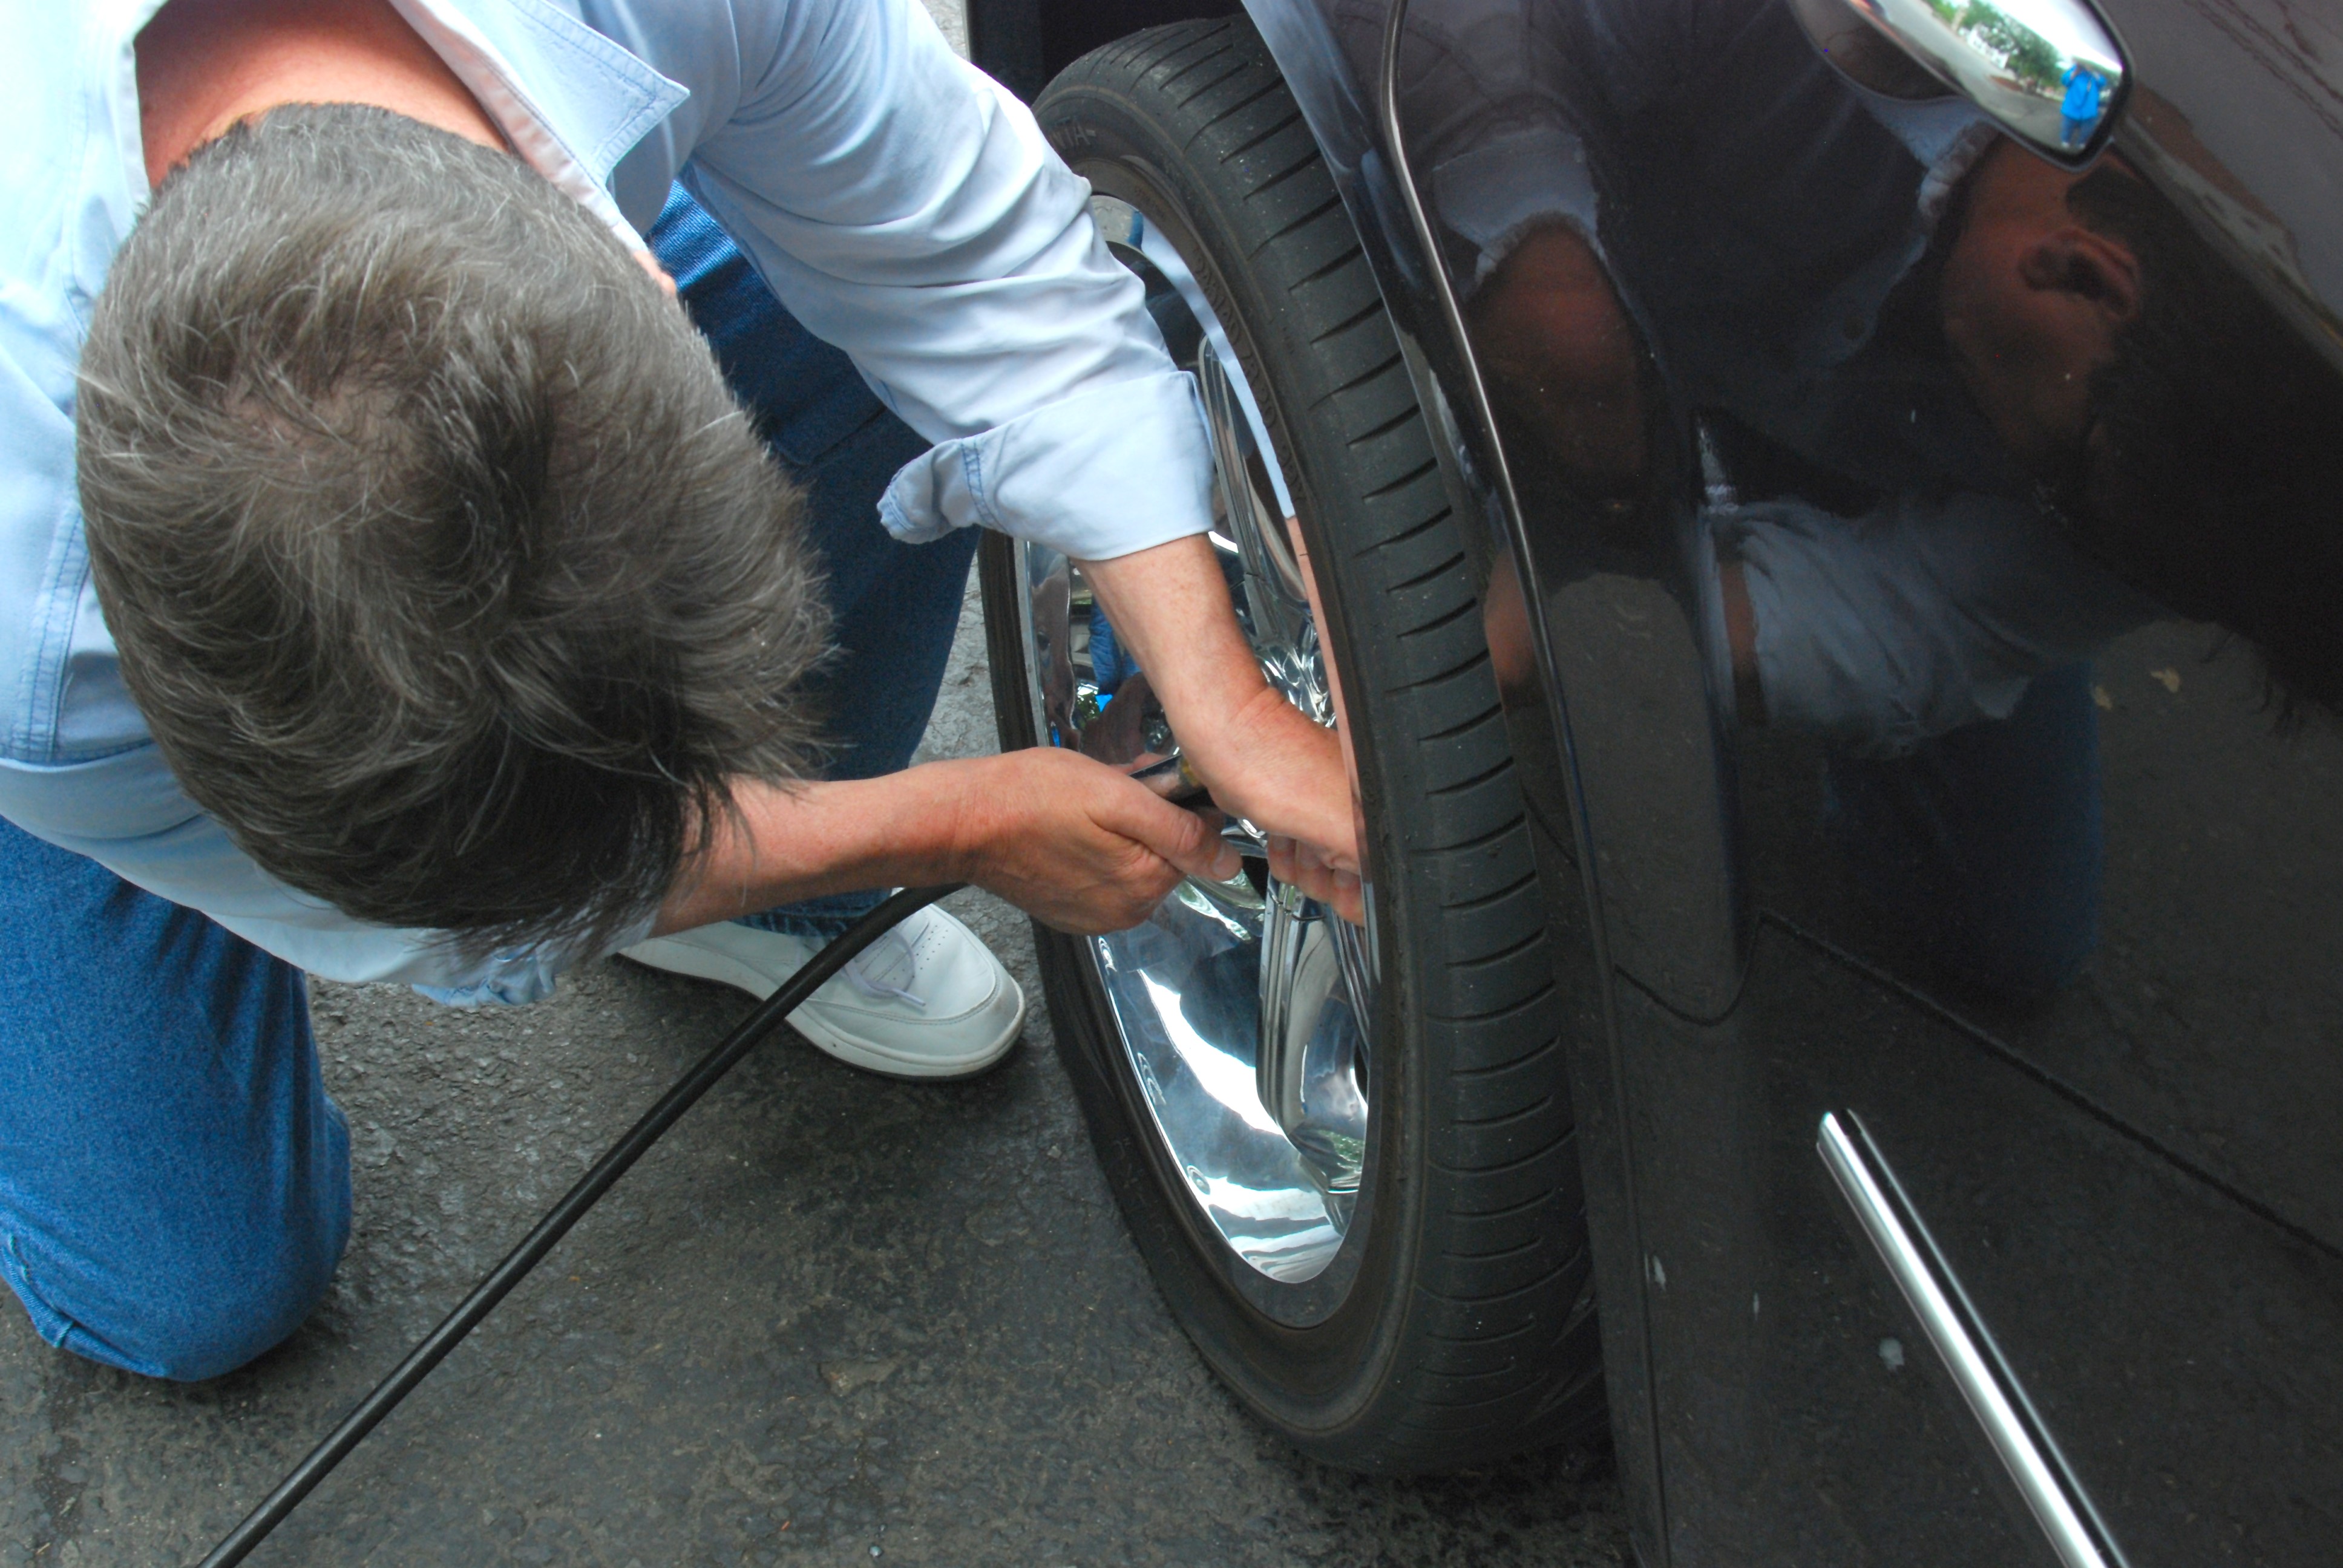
944, 748, 1240, 933
657, 749, 1239, 939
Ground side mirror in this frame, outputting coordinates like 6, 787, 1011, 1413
1788, 0, 2129, 167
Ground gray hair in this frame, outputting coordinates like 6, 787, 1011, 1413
77, 105, 830, 960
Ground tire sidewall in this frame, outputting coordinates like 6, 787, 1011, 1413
1007, 106, 1443, 1459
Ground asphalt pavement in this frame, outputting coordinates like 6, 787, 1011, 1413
0, 570, 1631, 1567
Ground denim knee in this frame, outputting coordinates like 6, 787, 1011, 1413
0, 1104, 352, 1383
115, 1233, 342, 1383
0, 814, 355, 1382
4, 1210, 345, 1382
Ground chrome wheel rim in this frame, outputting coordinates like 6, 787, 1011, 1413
1011, 198, 1380, 1290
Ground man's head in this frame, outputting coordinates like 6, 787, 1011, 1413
1941, 139, 2343, 713
1938, 140, 2143, 471
77, 105, 830, 957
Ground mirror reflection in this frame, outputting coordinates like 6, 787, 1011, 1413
1373, 0, 2343, 1006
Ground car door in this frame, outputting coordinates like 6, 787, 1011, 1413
1361, 0, 2343, 1561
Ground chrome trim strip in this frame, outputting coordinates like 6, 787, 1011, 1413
1818, 1112, 2128, 1568
1374, 0, 1526, 540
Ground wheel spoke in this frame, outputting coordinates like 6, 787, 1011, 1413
1010, 211, 1379, 1287
1200, 347, 1309, 642
1257, 878, 1372, 1206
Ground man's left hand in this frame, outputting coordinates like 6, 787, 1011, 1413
1078, 535, 1365, 924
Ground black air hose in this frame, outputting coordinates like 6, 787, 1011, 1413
198, 883, 966, 1567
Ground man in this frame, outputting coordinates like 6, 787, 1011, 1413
2060, 62, 2106, 152
1, 0, 1355, 1380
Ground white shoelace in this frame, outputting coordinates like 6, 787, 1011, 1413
841, 920, 931, 1010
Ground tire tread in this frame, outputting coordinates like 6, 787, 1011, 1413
1027, 15, 1601, 1474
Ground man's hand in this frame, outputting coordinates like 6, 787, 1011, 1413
949, 748, 1240, 932
1192, 684, 1364, 922
1186, 678, 1354, 842
1267, 832, 1362, 923
1079, 534, 1365, 923
657, 751, 1236, 938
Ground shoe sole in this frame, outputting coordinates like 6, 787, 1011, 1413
619, 939, 1026, 1081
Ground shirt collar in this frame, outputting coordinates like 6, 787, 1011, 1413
387, 0, 687, 240
106, 0, 687, 241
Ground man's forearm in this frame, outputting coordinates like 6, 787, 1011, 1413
1077, 534, 1277, 768
1078, 533, 1360, 877
655, 746, 1243, 940
652, 766, 971, 935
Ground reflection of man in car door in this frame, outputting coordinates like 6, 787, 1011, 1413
1377, 0, 2343, 999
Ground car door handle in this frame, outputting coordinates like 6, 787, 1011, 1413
1815, 0, 2127, 165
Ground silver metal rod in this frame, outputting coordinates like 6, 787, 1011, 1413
1818, 1111, 2124, 1568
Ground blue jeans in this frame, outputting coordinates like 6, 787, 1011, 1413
1823, 662, 2103, 1004
650, 186, 983, 937
0, 186, 976, 1379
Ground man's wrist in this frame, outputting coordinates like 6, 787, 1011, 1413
1076, 535, 1272, 760
1172, 668, 1291, 779
655, 763, 986, 933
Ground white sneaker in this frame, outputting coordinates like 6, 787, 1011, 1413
618, 906, 1026, 1080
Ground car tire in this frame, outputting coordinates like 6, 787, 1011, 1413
980, 15, 1605, 1472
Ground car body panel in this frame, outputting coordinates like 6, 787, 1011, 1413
975, 1, 2343, 1562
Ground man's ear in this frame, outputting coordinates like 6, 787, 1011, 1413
2020, 227, 2143, 327
631, 247, 678, 299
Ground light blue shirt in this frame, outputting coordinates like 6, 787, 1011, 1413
1717, 492, 2159, 758
0, 0, 1214, 1002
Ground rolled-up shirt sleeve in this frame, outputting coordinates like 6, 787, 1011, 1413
671, 0, 1216, 561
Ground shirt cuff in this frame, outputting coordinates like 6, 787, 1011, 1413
409, 909, 658, 1008
879, 370, 1214, 560
411, 965, 562, 1009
